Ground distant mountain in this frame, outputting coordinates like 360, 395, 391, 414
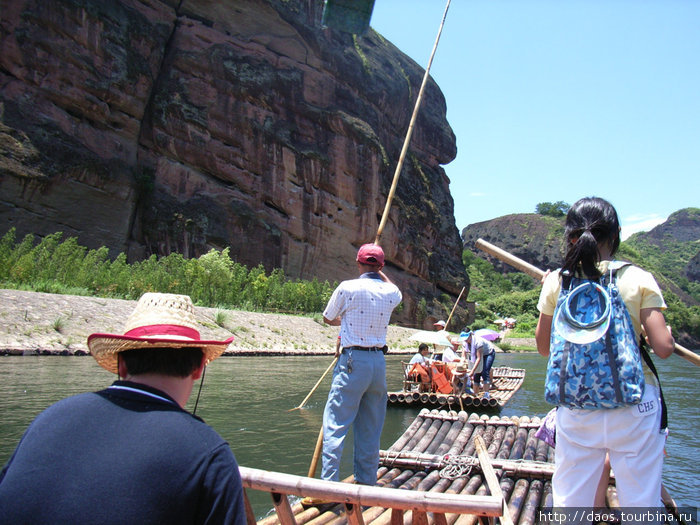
461, 213, 566, 274
462, 208, 700, 346
623, 208, 700, 304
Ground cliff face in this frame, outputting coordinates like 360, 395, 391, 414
0, 0, 468, 324
461, 213, 566, 273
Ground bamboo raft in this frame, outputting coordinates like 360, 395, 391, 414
249, 409, 685, 525
387, 367, 526, 410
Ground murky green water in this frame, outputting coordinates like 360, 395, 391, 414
1, 353, 697, 517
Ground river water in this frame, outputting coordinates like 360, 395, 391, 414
0, 352, 697, 518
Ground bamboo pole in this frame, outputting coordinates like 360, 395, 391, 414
475, 237, 700, 367
405, 413, 438, 452
305, 0, 455, 488
290, 357, 338, 411
388, 409, 430, 452
374, 0, 452, 245
435, 413, 468, 456
444, 287, 466, 330
425, 419, 455, 455
519, 478, 544, 525
308, 426, 324, 478
239, 466, 503, 516
474, 239, 545, 281
474, 435, 514, 525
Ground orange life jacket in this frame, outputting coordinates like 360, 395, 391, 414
430, 365, 452, 394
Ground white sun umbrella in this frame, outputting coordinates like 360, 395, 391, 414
408, 330, 453, 347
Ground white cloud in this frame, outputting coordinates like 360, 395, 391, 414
620, 214, 667, 240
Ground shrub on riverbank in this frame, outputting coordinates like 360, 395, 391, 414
0, 229, 335, 314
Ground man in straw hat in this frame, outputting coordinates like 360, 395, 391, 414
0, 293, 245, 524
314, 243, 402, 492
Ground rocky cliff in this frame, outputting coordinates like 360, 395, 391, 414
0, 0, 468, 325
461, 213, 566, 274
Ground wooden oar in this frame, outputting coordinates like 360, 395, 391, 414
474, 237, 700, 367
289, 356, 338, 412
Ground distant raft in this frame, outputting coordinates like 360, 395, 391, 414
387, 366, 526, 410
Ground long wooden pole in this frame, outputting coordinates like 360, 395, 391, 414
474, 237, 700, 367
239, 466, 503, 516
374, 0, 452, 244
306, 0, 454, 480
444, 286, 466, 330
474, 435, 515, 525
289, 356, 338, 411
308, 425, 324, 478
474, 238, 545, 281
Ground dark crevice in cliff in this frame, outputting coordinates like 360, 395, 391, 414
131, 5, 184, 254
264, 199, 289, 219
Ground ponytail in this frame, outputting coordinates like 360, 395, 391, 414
561, 197, 620, 278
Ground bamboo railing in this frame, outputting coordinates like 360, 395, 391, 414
239, 466, 503, 525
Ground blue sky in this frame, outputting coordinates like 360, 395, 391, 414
370, 1, 699, 239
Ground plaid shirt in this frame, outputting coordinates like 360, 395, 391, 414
323, 272, 402, 348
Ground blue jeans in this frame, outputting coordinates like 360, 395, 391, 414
474, 351, 495, 383
321, 348, 387, 485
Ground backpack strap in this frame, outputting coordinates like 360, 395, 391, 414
638, 335, 668, 431
602, 260, 632, 286
606, 260, 667, 429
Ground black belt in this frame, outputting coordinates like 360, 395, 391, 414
344, 345, 387, 353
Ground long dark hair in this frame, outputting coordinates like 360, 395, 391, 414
562, 197, 620, 278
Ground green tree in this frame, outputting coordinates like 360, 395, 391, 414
535, 201, 570, 217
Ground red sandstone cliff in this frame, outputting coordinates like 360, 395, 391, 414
0, 0, 468, 325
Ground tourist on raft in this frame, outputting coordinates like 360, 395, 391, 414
0, 293, 245, 525
317, 243, 402, 490
535, 196, 674, 510
407, 343, 431, 391
462, 330, 496, 400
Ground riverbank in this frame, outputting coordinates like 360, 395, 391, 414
0, 289, 535, 356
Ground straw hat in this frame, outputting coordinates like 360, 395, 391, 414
88, 293, 234, 374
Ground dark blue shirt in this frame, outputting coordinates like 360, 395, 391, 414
0, 381, 246, 524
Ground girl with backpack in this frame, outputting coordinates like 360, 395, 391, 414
535, 197, 675, 511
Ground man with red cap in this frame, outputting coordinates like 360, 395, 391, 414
317, 243, 402, 488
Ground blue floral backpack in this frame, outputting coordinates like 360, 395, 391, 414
545, 261, 645, 409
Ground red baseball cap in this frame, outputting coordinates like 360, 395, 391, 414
356, 243, 385, 266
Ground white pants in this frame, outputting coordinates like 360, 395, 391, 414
554, 385, 665, 509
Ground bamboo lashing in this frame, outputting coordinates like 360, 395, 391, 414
289, 356, 338, 411
474, 237, 700, 367
374, 0, 452, 244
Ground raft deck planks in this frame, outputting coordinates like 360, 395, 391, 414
255, 409, 685, 525
387, 366, 526, 410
